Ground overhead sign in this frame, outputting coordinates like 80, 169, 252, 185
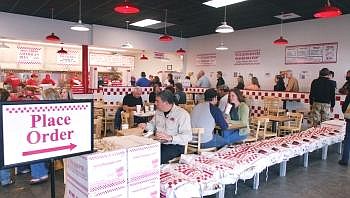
89, 53, 134, 68
0, 100, 93, 168
57, 50, 80, 65
285, 42, 338, 64
196, 53, 216, 67
234, 49, 261, 65
17, 45, 43, 65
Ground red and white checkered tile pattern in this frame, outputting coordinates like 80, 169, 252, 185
241, 90, 346, 119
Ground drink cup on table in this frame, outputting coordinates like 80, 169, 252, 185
136, 105, 141, 113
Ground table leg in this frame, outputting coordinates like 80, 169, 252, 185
338, 142, 342, 155
216, 185, 225, 198
322, 145, 328, 160
253, 173, 259, 190
283, 100, 287, 110
279, 161, 287, 177
272, 121, 277, 133
303, 152, 309, 168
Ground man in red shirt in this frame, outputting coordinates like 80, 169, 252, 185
26, 73, 39, 87
41, 74, 56, 86
4, 72, 21, 92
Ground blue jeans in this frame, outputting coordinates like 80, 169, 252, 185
201, 134, 228, 149
31, 163, 48, 179
341, 120, 350, 163
223, 129, 247, 144
0, 169, 11, 186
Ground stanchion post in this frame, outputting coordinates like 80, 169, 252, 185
50, 159, 56, 198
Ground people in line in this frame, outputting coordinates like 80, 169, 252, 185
136, 72, 150, 87
182, 76, 191, 88
285, 70, 299, 92
339, 70, 350, 95
139, 90, 192, 164
218, 85, 230, 112
224, 88, 249, 143
151, 76, 162, 87
174, 83, 186, 105
216, 71, 225, 88
245, 77, 260, 90
309, 68, 335, 126
328, 70, 337, 89
130, 76, 136, 86
166, 73, 175, 87
41, 74, 56, 86
235, 75, 245, 90
273, 75, 286, 91
339, 85, 350, 166
149, 83, 161, 103
190, 89, 229, 148
196, 70, 211, 88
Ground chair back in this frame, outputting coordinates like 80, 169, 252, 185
248, 117, 267, 141
263, 97, 284, 116
187, 128, 216, 154
287, 112, 303, 130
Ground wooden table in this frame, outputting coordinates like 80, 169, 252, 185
259, 115, 294, 132
228, 123, 247, 130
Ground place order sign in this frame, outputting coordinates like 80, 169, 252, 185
0, 100, 93, 167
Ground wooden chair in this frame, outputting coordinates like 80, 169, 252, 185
102, 105, 119, 137
186, 100, 195, 105
168, 144, 188, 164
187, 128, 216, 154
244, 118, 266, 142
279, 112, 303, 136
183, 104, 194, 113
258, 118, 278, 139
263, 96, 285, 116
94, 116, 103, 139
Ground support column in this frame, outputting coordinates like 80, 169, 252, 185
253, 173, 260, 190
82, 45, 89, 93
338, 142, 342, 155
303, 152, 309, 168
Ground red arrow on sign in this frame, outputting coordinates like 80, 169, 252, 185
22, 143, 77, 156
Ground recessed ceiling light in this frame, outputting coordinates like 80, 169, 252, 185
274, 13, 301, 20
203, 0, 248, 8
130, 19, 161, 27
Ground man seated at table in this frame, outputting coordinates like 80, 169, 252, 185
218, 85, 229, 112
122, 87, 143, 112
191, 88, 228, 148
139, 90, 192, 164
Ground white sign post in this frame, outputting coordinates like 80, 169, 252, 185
0, 100, 93, 168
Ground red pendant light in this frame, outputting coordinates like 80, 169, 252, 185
176, 48, 186, 55
159, 9, 173, 42
57, 47, 67, 54
273, 36, 288, 45
314, 0, 342, 18
46, 9, 60, 42
273, 13, 288, 45
114, 0, 140, 14
46, 33, 60, 42
140, 51, 148, 60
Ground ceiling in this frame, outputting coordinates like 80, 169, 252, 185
0, 0, 349, 38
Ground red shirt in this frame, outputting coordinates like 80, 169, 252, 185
41, 78, 56, 85
26, 78, 38, 86
4, 76, 21, 89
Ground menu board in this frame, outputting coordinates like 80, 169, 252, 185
154, 51, 165, 59
285, 42, 337, 64
89, 53, 134, 68
17, 45, 43, 65
196, 53, 216, 67
234, 49, 261, 65
57, 50, 80, 65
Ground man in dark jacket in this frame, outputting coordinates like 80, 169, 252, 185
216, 71, 225, 88
309, 68, 335, 126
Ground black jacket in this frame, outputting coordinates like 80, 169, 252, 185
309, 77, 335, 107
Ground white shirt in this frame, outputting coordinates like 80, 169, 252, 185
196, 75, 211, 88
218, 94, 228, 112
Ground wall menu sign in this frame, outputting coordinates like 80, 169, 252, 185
17, 45, 43, 65
57, 50, 80, 65
0, 100, 93, 168
234, 49, 261, 65
89, 53, 134, 68
285, 42, 338, 64
196, 53, 216, 67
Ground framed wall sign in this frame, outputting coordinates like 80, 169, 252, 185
167, 65, 172, 71
0, 100, 93, 168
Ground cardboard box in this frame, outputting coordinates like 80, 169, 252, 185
128, 178, 160, 198
65, 149, 127, 198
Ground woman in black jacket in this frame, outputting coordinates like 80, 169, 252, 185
339, 86, 350, 166
273, 75, 286, 91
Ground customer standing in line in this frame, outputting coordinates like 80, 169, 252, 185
235, 75, 245, 90
273, 75, 286, 91
309, 68, 335, 126
245, 77, 260, 90
339, 85, 350, 166
216, 71, 225, 88
196, 70, 211, 88
285, 70, 299, 92
339, 70, 350, 95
